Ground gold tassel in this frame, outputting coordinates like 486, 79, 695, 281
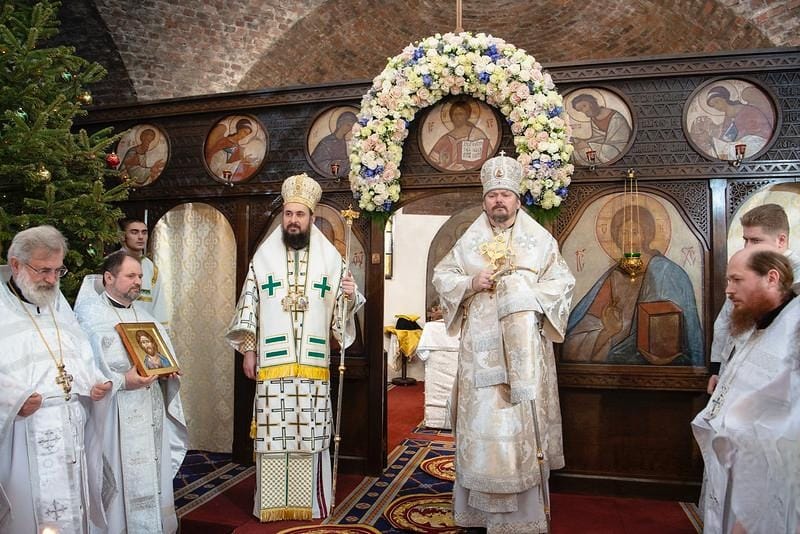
259, 507, 312, 522
257, 363, 329, 381
249, 417, 257, 439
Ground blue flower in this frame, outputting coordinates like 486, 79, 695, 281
422, 74, 433, 88
382, 200, 393, 211
522, 191, 534, 206
556, 187, 568, 198
413, 47, 425, 60
358, 117, 369, 127
485, 44, 500, 62
375, 165, 385, 174
548, 106, 563, 118
363, 168, 375, 178
478, 71, 490, 83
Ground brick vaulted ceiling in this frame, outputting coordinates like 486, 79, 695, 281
60, 0, 799, 106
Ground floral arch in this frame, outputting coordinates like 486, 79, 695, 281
348, 32, 574, 217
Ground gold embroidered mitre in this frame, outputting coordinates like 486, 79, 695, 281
480, 153, 523, 196
281, 173, 322, 211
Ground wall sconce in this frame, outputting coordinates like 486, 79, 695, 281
586, 149, 597, 171
330, 161, 341, 182
730, 143, 747, 167
222, 170, 234, 187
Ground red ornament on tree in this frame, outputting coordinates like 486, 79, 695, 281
106, 152, 120, 168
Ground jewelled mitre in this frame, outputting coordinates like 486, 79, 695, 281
281, 172, 322, 211
480, 152, 523, 196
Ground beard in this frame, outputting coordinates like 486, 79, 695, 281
728, 293, 772, 336
282, 225, 311, 250
488, 205, 514, 225
729, 306, 757, 336
14, 267, 60, 307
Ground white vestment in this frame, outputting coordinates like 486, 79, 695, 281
710, 249, 800, 368
226, 225, 364, 521
433, 210, 575, 533
692, 295, 800, 533
0, 266, 110, 534
74, 275, 188, 534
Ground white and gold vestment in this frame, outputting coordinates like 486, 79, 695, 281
433, 210, 574, 533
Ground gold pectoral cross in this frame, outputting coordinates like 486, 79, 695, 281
479, 233, 514, 272
55, 363, 73, 401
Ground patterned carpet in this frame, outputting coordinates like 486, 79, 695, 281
174, 440, 702, 533
174, 450, 254, 518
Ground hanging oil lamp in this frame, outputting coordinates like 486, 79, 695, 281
618, 168, 644, 280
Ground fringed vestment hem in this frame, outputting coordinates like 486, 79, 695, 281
259, 507, 312, 522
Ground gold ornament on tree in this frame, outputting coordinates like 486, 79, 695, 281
35, 164, 51, 182
77, 91, 93, 105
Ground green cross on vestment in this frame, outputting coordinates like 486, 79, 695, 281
313, 276, 331, 298
261, 274, 282, 297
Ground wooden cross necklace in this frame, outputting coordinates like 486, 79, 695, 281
9, 282, 73, 400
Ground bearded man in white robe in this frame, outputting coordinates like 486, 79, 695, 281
0, 225, 113, 534
74, 250, 188, 533
226, 173, 364, 522
692, 246, 799, 533
433, 154, 575, 533
707, 203, 800, 394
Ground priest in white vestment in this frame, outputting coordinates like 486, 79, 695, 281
119, 217, 169, 331
433, 154, 575, 533
225, 173, 364, 522
707, 203, 800, 394
692, 246, 799, 533
0, 225, 113, 534
74, 250, 188, 533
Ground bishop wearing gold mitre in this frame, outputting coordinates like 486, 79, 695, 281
226, 173, 364, 522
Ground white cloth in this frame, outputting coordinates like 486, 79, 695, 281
710, 249, 800, 366
433, 210, 575, 533
225, 225, 364, 521
0, 266, 110, 534
692, 295, 800, 533
417, 321, 460, 429
74, 275, 188, 534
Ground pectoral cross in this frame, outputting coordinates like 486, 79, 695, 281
55, 363, 73, 401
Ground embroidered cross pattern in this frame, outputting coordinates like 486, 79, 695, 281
271, 399, 295, 421
261, 274, 282, 297
302, 427, 327, 451
272, 427, 296, 449
37, 430, 61, 453
45, 499, 68, 521
313, 276, 331, 298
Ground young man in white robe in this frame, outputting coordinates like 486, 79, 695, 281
119, 217, 169, 332
75, 250, 188, 533
433, 154, 575, 533
707, 203, 800, 394
0, 225, 113, 534
692, 246, 799, 533
225, 172, 364, 522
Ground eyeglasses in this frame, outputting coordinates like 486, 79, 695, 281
24, 263, 69, 278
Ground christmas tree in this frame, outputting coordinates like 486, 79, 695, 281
0, 0, 127, 301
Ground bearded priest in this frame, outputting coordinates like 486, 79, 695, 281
433, 154, 575, 533
0, 225, 113, 533
226, 172, 365, 522
74, 249, 188, 533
